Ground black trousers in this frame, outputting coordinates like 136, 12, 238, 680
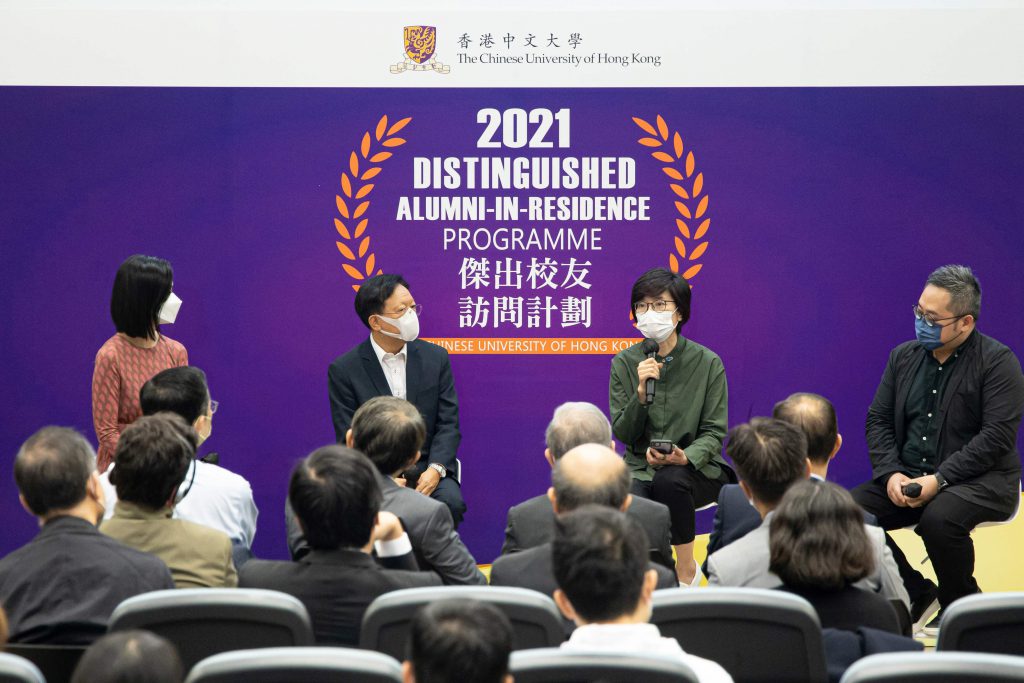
851, 479, 1006, 608
632, 464, 725, 545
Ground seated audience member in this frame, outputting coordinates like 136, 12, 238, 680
490, 443, 678, 596
403, 600, 513, 683
71, 630, 184, 683
706, 392, 865, 560
101, 367, 258, 567
0, 427, 173, 644
286, 396, 485, 585
101, 414, 237, 588
241, 446, 441, 646
501, 401, 673, 569
552, 506, 732, 683
770, 481, 902, 634
706, 419, 909, 613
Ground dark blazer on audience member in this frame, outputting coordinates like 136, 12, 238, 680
240, 547, 441, 647
502, 494, 675, 570
327, 338, 460, 475
286, 471, 486, 585
704, 481, 879, 567
489, 542, 679, 598
0, 516, 174, 644
781, 584, 901, 634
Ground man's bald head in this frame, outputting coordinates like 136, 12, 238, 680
550, 443, 631, 513
772, 393, 839, 465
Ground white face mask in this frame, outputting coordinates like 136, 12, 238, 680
158, 292, 182, 324
377, 308, 419, 343
636, 309, 676, 343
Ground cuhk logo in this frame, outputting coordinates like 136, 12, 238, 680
391, 26, 450, 74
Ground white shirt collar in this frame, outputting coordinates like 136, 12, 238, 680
369, 334, 407, 363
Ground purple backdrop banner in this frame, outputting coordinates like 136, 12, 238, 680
1, 87, 1022, 562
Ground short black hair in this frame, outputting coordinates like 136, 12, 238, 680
109, 414, 195, 510
14, 427, 95, 517
110, 254, 173, 340
354, 273, 410, 329
408, 600, 512, 683
551, 454, 631, 513
770, 481, 875, 591
71, 630, 184, 683
552, 505, 649, 623
289, 445, 381, 550
726, 418, 808, 506
773, 393, 837, 465
630, 267, 692, 331
140, 367, 209, 424
927, 264, 981, 321
350, 396, 426, 476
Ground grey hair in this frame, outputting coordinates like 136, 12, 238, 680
927, 264, 981, 320
545, 402, 612, 461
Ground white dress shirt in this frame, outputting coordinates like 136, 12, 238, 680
562, 623, 733, 683
100, 460, 259, 548
370, 334, 407, 400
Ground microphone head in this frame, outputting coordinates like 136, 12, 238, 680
640, 339, 659, 355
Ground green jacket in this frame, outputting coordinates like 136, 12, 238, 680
609, 336, 728, 482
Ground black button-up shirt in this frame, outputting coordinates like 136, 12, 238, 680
900, 348, 960, 476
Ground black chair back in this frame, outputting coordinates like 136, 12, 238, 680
108, 588, 314, 671
0, 653, 45, 683
510, 648, 699, 683
2, 644, 85, 683
839, 651, 1024, 682
936, 592, 1024, 656
360, 586, 564, 660
651, 587, 827, 683
184, 647, 402, 683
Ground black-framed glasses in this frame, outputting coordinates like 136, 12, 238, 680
388, 303, 422, 317
913, 304, 964, 329
633, 300, 676, 315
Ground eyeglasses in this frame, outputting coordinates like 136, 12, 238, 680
633, 300, 676, 315
388, 304, 422, 317
209, 400, 219, 415
913, 304, 964, 329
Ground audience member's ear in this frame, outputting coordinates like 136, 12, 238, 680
830, 433, 843, 460
619, 493, 633, 512
803, 460, 812, 479
401, 660, 415, 683
87, 472, 106, 520
543, 448, 555, 468
642, 568, 658, 600
18, 494, 33, 518
345, 429, 355, 448
547, 487, 559, 514
553, 588, 578, 622
738, 480, 754, 503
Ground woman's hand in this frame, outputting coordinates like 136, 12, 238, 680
636, 357, 664, 403
646, 445, 689, 468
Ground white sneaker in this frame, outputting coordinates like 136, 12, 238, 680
678, 560, 703, 588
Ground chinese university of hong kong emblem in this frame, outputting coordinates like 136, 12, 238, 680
391, 26, 450, 74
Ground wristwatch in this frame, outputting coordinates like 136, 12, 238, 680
429, 463, 447, 479
934, 471, 949, 489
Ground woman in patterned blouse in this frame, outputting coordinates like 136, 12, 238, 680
92, 255, 188, 472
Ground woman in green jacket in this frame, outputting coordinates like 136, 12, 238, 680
609, 268, 731, 586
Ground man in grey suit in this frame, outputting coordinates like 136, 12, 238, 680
491, 444, 679, 596
287, 396, 485, 585
501, 402, 674, 569
707, 418, 910, 613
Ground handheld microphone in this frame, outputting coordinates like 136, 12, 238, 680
641, 338, 659, 405
902, 482, 922, 498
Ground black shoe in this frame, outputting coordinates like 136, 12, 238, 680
910, 580, 940, 632
921, 609, 944, 637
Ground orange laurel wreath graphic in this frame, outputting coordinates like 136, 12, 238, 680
334, 115, 412, 291
632, 115, 711, 281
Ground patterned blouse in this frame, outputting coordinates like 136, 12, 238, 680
92, 333, 188, 472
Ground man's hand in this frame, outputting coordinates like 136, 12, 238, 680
392, 475, 407, 487
371, 511, 405, 543
905, 474, 940, 508
636, 358, 664, 403
886, 472, 912, 507
415, 467, 441, 496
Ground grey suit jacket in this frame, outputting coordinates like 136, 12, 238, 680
501, 494, 675, 570
286, 471, 485, 585
706, 511, 910, 610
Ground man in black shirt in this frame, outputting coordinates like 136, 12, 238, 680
852, 265, 1024, 635
0, 427, 173, 644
